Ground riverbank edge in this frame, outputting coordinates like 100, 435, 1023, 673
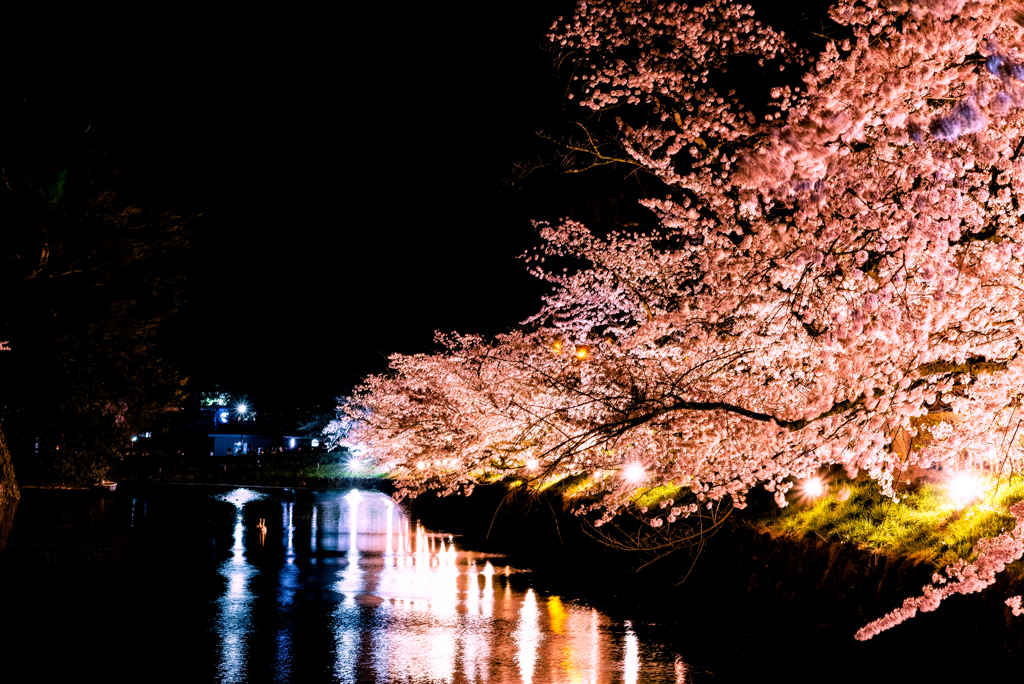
404, 484, 1024, 666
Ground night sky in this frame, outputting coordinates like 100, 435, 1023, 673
4, 4, 584, 411
4, 1, 826, 414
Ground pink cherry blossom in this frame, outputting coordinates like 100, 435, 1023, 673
345, 0, 1024, 635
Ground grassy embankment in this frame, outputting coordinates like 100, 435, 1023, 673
755, 472, 1024, 571
509, 468, 1024, 574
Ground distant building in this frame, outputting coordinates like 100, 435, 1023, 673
209, 433, 274, 457
282, 435, 320, 451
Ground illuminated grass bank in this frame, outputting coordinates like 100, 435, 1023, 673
757, 473, 1024, 572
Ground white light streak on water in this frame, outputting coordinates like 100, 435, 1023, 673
215, 501, 257, 684
199, 489, 694, 682
589, 609, 601, 684
346, 489, 362, 555
482, 562, 494, 619
285, 501, 295, 562
277, 501, 298, 681
515, 589, 542, 684
333, 593, 359, 684
624, 620, 640, 684
676, 654, 688, 683
385, 500, 394, 556
461, 562, 491, 683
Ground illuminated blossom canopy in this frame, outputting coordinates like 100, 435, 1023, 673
346, 0, 1024, 636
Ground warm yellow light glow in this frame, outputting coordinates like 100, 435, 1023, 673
949, 471, 984, 507
552, 340, 563, 354
575, 346, 589, 360
547, 596, 567, 634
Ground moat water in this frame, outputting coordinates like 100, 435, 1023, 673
0, 486, 700, 683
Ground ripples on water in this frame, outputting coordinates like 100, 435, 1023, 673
0, 487, 696, 683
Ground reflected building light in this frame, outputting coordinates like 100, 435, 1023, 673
215, 502, 257, 683
217, 488, 268, 509
230, 513, 245, 580
277, 501, 298, 681
311, 505, 318, 554
623, 620, 640, 684
515, 589, 542, 684
285, 502, 295, 562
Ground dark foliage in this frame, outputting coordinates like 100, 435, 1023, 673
0, 129, 193, 483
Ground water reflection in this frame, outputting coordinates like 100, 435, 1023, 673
214, 488, 266, 683
207, 487, 691, 683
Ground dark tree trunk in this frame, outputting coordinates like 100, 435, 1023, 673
0, 422, 19, 506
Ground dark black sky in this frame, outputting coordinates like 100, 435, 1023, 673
4, 4, 584, 409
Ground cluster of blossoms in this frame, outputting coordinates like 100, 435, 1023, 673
856, 501, 1024, 639
347, 0, 1024, 635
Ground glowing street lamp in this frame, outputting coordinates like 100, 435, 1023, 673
235, 402, 250, 456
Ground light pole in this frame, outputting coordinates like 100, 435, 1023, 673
236, 402, 248, 456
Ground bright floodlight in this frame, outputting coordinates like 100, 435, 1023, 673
623, 464, 645, 482
949, 472, 983, 507
348, 457, 362, 472
236, 402, 248, 415
525, 458, 539, 471
802, 477, 825, 498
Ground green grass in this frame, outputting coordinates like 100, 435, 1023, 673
631, 483, 686, 508
759, 473, 1024, 568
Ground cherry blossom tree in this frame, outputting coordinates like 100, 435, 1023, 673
346, 0, 1024, 636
